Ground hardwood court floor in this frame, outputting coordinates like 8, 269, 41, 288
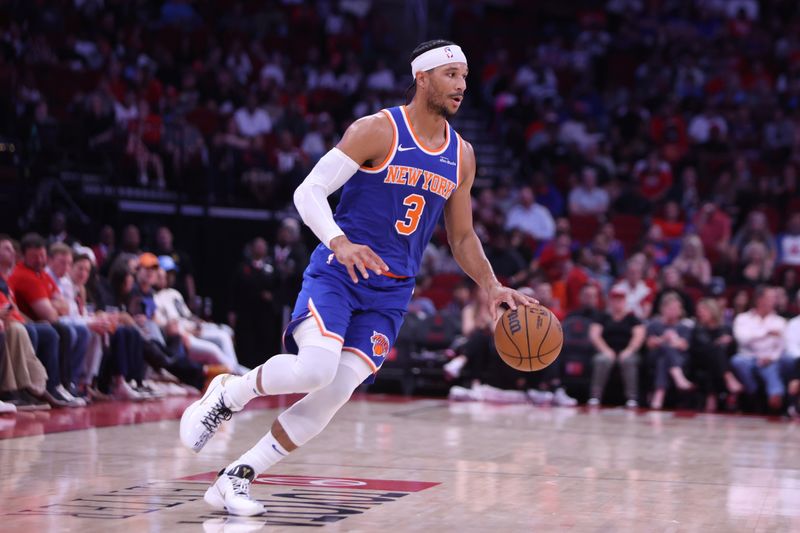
1, 394, 800, 532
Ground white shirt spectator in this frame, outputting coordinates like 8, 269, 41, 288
688, 113, 728, 143
611, 280, 652, 319
154, 287, 194, 330
260, 61, 285, 87
365, 65, 395, 92
778, 233, 800, 266
234, 106, 272, 137
505, 203, 556, 241
569, 186, 609, 216
785, 315, 800, 359
733, 310, 786, 361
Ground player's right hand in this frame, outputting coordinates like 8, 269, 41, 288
330, 236, 388, 283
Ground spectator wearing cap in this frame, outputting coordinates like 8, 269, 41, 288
587, 285, 646, 407
731, 286, 792, 411
153, 226, 196, 310
8, 234, 86, 406
154, 257, 245, 374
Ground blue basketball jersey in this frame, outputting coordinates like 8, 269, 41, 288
331, 105, 462, 277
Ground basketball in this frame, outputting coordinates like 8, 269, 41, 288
493, 305, 563, 372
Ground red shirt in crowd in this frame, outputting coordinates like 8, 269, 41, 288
7, 262, 60, 320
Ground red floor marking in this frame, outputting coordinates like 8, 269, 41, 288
181, 472, 440, 492
0, 392, 420, 440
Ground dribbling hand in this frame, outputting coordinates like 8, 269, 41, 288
330, 235, 389, 284
486, 284, 539, 323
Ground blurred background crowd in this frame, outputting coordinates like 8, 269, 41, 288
1, 0, 800, 416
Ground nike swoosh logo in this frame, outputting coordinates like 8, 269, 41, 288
397, 145, 416, 152
272, 444, 287, 456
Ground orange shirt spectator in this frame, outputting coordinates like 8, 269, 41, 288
8, 262, 60, 319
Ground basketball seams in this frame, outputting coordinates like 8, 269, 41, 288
524, 308, 533, 371
534, 309, 553, 367
494, 307, 563, 372
499, 316, 523, 361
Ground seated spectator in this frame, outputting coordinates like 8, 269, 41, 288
0, 297, 50, 411
738, 240, 775, 286
504, 186, 556, 242
640, 224, 674, 268
0, 323, 14, 414
671, 235, 711, 287
692, 203, 732, 266
155, 258, 245, 374
731, 286, 791, 411
9, 235, 87, 406
568, 167, 608, 216
646, 292, 694, 410
69, 251, 149, 400
652, 265, 696, 318
234, 92, 272, 138
783, 294, 800, 417
777, 213, 800, 267
612, 257, 653, 319
689, 298, 742, 412
588, 286, 646, 407
633, 151, 673, 203
653, 201, 685, 240
731, 210, 776, 263
92, 225, 115, 270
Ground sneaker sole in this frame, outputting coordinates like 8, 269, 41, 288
204, 482, 265, 517
180, 374, 231, 452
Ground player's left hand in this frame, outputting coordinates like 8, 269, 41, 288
486, 284, 539, 322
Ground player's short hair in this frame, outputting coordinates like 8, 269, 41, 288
20, 233, 46, 252
405, 39, 457, 103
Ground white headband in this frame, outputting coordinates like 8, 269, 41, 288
411, 45, 468, 80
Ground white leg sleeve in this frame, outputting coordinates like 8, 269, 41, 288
277, 350, 374, 447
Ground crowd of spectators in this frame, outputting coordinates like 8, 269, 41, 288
3, 1, 800, 416
0, 220, 305, 413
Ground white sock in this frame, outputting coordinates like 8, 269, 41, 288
227, 431, 289, 476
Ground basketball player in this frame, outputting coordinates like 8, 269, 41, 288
180, 39, 537, 516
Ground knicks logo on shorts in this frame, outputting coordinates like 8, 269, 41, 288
370, 331, 390, 357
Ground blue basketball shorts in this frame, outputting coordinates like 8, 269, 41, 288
283, 247, 414, 381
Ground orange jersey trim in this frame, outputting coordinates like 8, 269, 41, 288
400, 105, 450, 154
456, 133, 464, 189
342, 346, 379, 373
382, 271, 410, 279
360, 109, 397, 172
307, 298, 345, 344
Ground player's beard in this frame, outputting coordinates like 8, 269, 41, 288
426, 93, 455, 119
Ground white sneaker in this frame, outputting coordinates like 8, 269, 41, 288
587, 398, 601, 407
527, 389, 554, 405
55, 385, 87, 407
0, 400, 17, 414
443, 357, 466, 379
625, 399, 639, 409
204, 465, 264, 517
448, 385, 476, 401
180, 374, 238, 452
112, 379, 144, 401
552, 388, 578, 407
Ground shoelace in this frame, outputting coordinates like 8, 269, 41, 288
201, 397, 232, 432
230, 476, 251, 497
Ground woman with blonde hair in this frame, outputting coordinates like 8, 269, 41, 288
645, 292, 694, 409
689, 298, 742, 412
671, 234, 711, 286
738, 240, 774, 285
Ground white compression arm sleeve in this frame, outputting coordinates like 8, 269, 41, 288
293, 147, 360, 248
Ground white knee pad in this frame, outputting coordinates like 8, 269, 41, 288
293, 316, 344, 354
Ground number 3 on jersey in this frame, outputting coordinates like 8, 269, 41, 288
395, 194, 426, 235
